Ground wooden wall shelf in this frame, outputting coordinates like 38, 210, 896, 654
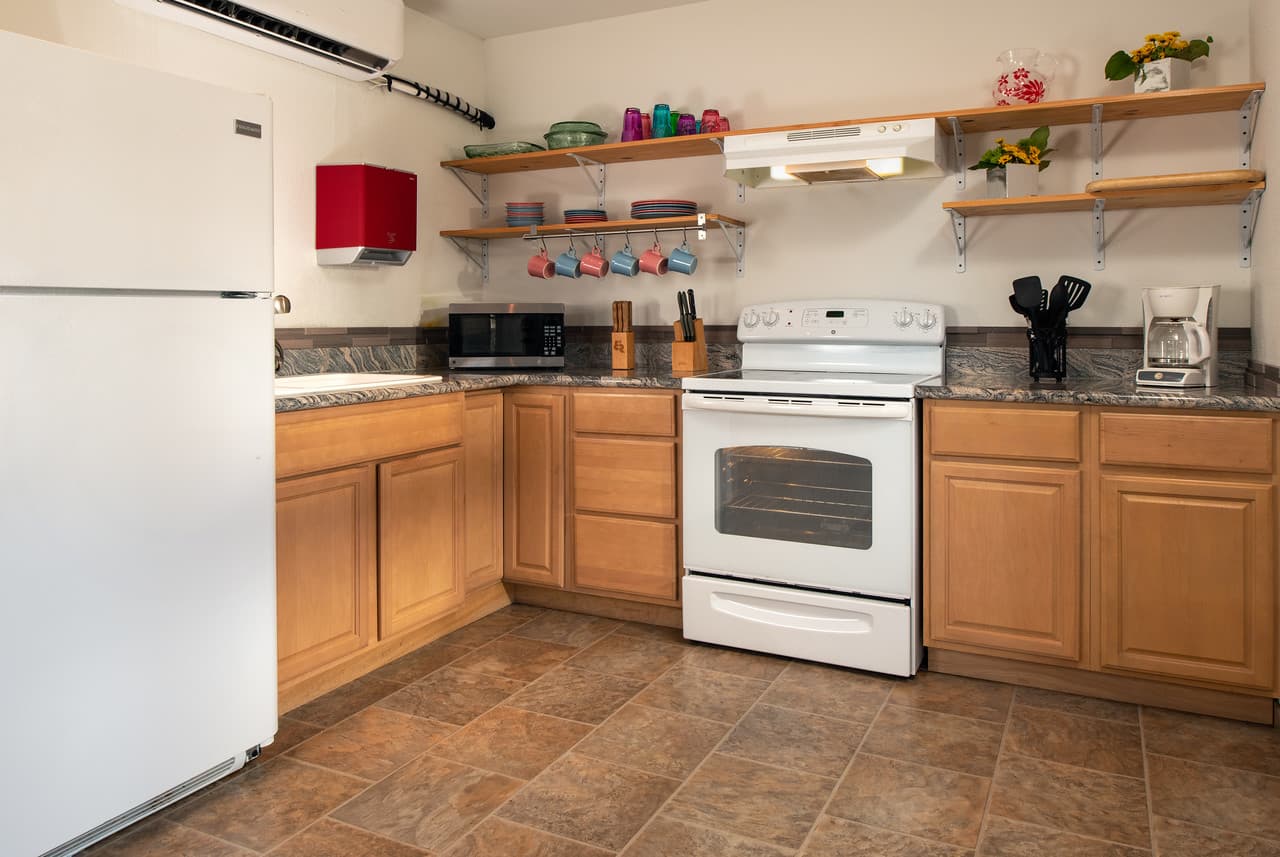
441, 134, 725, 175
943, 180, 1265, 217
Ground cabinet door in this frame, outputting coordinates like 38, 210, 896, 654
927, 461, 1082, 661
464, 393, 504, 591
276, 465, 377, 684
1100, 475, 1274, 689
379, 447, 466, 638
504, 391, 566, 587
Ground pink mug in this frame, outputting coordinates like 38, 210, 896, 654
639, 242, 668, 275
581, 245, 609, 278
527, 249, 554, 279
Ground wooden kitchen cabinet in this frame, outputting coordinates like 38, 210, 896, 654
503, 389, 567, 588
464, 392, 503, 591
378, 446, 466, 639
275, 465, 377, 685
928, 460, 1082, 661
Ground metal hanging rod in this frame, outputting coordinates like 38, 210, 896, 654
380, 73, 496, 129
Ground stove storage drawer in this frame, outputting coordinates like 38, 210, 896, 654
928, 401, 1081, 463
1098, 411, 1273, 474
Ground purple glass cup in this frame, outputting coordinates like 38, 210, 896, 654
621, 107, 643, 143
676, 113, 696, 136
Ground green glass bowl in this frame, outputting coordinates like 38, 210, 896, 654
548, 120, 605, 134
544, 130, 608, 150
463, 141, 546, 158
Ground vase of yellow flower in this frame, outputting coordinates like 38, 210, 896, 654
1105, 31, 1212, 93
970, 126, 1053, 198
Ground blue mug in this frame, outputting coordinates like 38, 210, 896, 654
555, 248, 581, 278
610, 245, 640, 276
669, 242, 697, 275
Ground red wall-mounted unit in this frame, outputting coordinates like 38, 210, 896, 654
316, 163, 417, 266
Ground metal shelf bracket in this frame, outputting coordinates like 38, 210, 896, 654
1090, 104, 1104, 181
1092, 199, 1107, 271
447, 236, 489, 284
950, 211, 966, 273
1241, 89, 1263, 168
446, 167, 489, 218
948, 117, 966, 190
1240, 187, 1264, 267
701, 213, 747, 278
567, 154, 607, 208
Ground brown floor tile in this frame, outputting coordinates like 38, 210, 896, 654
505, 665, 645, 724
1143, 707, 1280, 777
720, 703, 866, 778
566, 633, 689, 681
332, 754, 521, 852
269, 818, 428, 856
285, 675, 402, 727
613, 621, 692, 646
287, 707, 455, 780
978, 815, 1148, 856
890, 672, 1013, 723
682, 645, 789, 680
760, 662, 893, 724
622, 815, 793, 857
575, 703, 729, 778
1012, 686, 1138, 724
989, 754, 1150, 849
452, 636, 579, 682
1152, 815, 1280, 857
91, 818, 252, 856
827, 752, 989, 848
368, 642, 473, 685
509, 609, 623, 647
862, 705, 1004, 777
802, 815, 972, 856
169, 758, 367, 852
498, 753, 680, 851
493, 603, 547, 619
1147, 753, 1280, 840
444, 817, 612, 857
438, 611, 536, 648
633, 664, 770, 723
666, 753, 835, 849
431, 705, 592, 779
1004, 705, 1143, 777
376, 668, 525, 726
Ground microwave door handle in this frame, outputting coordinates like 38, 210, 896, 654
683, 394, 913, 420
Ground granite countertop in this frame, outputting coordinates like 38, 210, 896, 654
274, 368, 684, 413
921, 371, 1280, 412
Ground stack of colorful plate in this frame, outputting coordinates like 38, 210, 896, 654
563, 209, 607, 224
630, 199, 697, 220
506, 202, 544, 228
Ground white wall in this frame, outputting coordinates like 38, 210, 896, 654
477, 0, 1254, 328
0, 0, 486, 328
1250, 0, 1278, 365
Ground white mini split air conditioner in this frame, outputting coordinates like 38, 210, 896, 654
115, 0, 404, 81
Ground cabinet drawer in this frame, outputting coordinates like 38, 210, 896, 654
574, 437, 677, 518
929, 403, 1081, 462
1099, 411, 1273, 474
277, 394, 464, 478
573, 514, 678, 601
574, 390, 677, 437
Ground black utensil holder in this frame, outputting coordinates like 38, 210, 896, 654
1027, 325, 1067, 382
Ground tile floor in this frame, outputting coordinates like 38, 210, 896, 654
90, 604, 1280, 856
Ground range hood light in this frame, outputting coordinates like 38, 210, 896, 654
867, 157, 905, 178
769, 165, 802, 182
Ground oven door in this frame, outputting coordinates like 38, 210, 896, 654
682, 392, 917, 600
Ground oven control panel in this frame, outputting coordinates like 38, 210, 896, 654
738, 299, 945, 344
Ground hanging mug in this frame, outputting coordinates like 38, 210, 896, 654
555, 245, 582, 278
639, 241, 668, 276
527, 248, 554, 279
610, 242, 640, 276
581, 244, 609, 278
668, 241, 697, 275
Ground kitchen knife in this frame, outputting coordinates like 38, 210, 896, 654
686, 289, 697, 322
677, 291, 691, 341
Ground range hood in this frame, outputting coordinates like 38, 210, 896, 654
724, 117, 946, 188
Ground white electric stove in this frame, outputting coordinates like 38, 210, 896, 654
681, 298, 945, 677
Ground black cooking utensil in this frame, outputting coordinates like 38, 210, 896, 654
1047, 280, 1069, 327
1060, 275, 1092, 312
1009, 294, 1031, 322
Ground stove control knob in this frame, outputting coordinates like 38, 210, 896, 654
917, 309, 939, 330
892, 308, 915, 329
742, 309, 760, 328
763, 310, 780, 327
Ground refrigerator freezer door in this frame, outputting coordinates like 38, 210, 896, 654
0, 291, 276, 856
0, 30, 272, 293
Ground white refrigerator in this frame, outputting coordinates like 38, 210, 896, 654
0, 30, 277, 856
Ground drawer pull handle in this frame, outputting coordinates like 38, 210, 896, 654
709, 591, 874, 634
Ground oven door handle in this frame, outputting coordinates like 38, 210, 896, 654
682, 393, 913, 420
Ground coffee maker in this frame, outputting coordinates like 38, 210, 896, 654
1136, 285, 1220, 387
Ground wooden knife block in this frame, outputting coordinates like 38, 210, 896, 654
671, 319, 707, 374
611, 331, 636, 370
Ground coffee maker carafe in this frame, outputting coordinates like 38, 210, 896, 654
1136, 285, 1219, 387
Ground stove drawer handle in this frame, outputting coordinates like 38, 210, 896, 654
709, 591, 875, 634
683, 394, 913, 420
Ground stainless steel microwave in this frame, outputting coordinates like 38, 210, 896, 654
447, 303, 565, 368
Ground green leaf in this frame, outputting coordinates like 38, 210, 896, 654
1026, 126, 1051, 150
1105, 50, 1137, 81
1038, 159, 1052, 172
1181, 38, 1212, 61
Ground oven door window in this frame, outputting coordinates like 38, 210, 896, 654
715, 446, 872, 550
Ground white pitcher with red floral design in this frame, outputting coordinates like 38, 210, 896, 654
992, 49, 1058, 106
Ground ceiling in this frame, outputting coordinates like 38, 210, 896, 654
403, 0, 709, 39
